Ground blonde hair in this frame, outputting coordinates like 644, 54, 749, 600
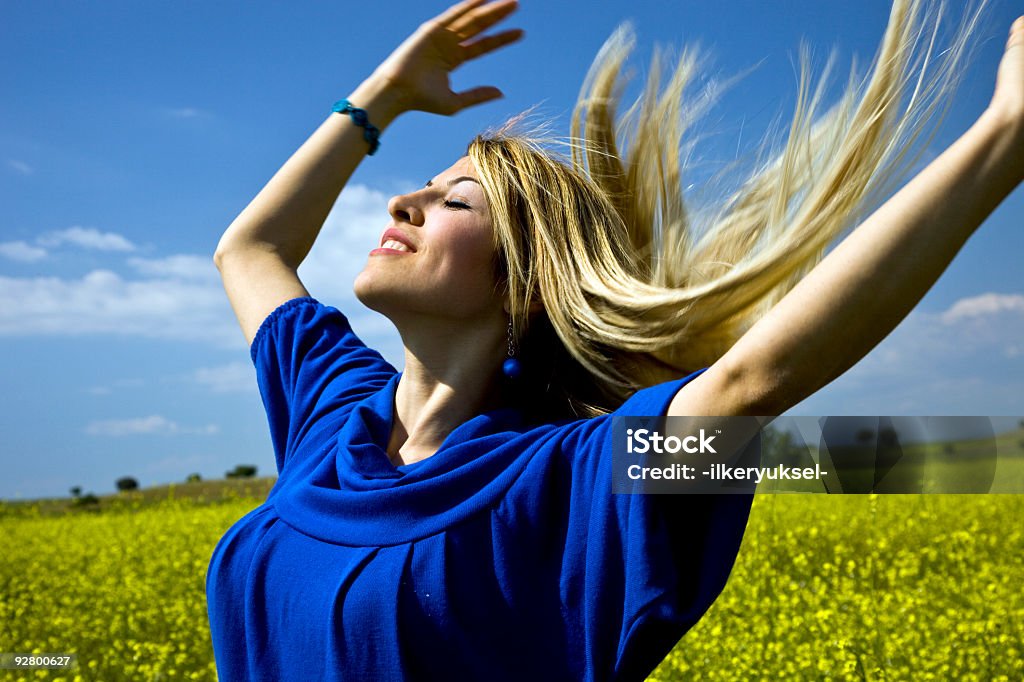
469, 0, 988, 421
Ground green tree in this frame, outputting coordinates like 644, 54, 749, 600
115, 476, 139, 492
226, 465, 258, 479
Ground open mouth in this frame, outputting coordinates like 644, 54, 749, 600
379, 239, 413, 252
377, 227, 417, 253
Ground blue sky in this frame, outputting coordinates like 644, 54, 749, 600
2, 1, 1022, 500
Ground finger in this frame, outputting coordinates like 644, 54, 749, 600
449, 0, 519, 38
453, 86, 504, 112
434, 0, 488, 26
461, 28, 524, 61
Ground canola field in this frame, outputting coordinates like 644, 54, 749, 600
2, 492, 1022, 681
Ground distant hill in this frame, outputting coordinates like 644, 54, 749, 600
0, 477, 277, 519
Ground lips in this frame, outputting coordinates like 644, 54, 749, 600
379, 228, 417, 253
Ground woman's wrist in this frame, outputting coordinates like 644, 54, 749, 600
346, 74, 408, 132
978, 105, 1024, 183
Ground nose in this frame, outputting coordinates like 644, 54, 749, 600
387, 192, 424, 226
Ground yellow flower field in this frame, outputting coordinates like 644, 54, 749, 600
2, 493, 1021, 681
652, 494, 1024, 681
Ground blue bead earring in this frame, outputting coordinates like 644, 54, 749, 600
502, 318, 523, 380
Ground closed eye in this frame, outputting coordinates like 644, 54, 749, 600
444, 200, 470, 210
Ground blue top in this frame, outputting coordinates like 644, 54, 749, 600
206, 297, 753, 681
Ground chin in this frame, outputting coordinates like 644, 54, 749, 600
352, 274, 385, 313
354, 274, 413, 318
355, 271, 502, 323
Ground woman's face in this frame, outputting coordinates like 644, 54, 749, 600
354, 156, 503, 323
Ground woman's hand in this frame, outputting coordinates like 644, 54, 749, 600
989, 17, 1024, 136
370, 0, 523, 117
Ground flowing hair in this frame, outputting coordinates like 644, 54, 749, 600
468, 0, 988, 421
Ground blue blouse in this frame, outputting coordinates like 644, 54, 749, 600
206, 297, 753, 681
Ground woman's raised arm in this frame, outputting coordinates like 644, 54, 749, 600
684, 17, 1024, 418
214, 0, 522, 346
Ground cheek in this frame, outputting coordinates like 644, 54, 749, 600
432, 220, 497, 279
437, 239, 497, 289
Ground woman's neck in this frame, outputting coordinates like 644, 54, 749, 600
388, 318, 506, 466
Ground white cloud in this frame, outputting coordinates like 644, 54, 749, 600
845, 292, 1024, 376
940, 293, 1024, 323
7, 159, 33, 175
86, 415, 177, 435
163, 107, 210, 119
38, 226, 136, 252
788, 291, 1024, 415
0, 184, 403, 364
84, 378, 145, 396
127, 254, 218, 282
0, 268, 238, 346
0, 240, 47, 262
1, 227, 139, 262
190, 361, 255, 393
38, 225, 136, 251
85, 415, 219, 436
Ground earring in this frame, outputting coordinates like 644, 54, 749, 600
502, 318, 523, 380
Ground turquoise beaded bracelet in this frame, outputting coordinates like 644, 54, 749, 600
332, 99, 380, 155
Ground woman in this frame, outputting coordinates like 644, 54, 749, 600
207, 1, 1023, 679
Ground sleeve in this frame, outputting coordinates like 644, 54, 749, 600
562, 368, 755, 681
250, 297, 398, 475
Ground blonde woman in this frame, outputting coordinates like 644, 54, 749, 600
207, 0, 1023, 679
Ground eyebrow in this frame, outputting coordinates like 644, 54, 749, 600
424, 176, 480, 188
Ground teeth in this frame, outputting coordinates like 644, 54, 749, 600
381, 239, 410, 252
